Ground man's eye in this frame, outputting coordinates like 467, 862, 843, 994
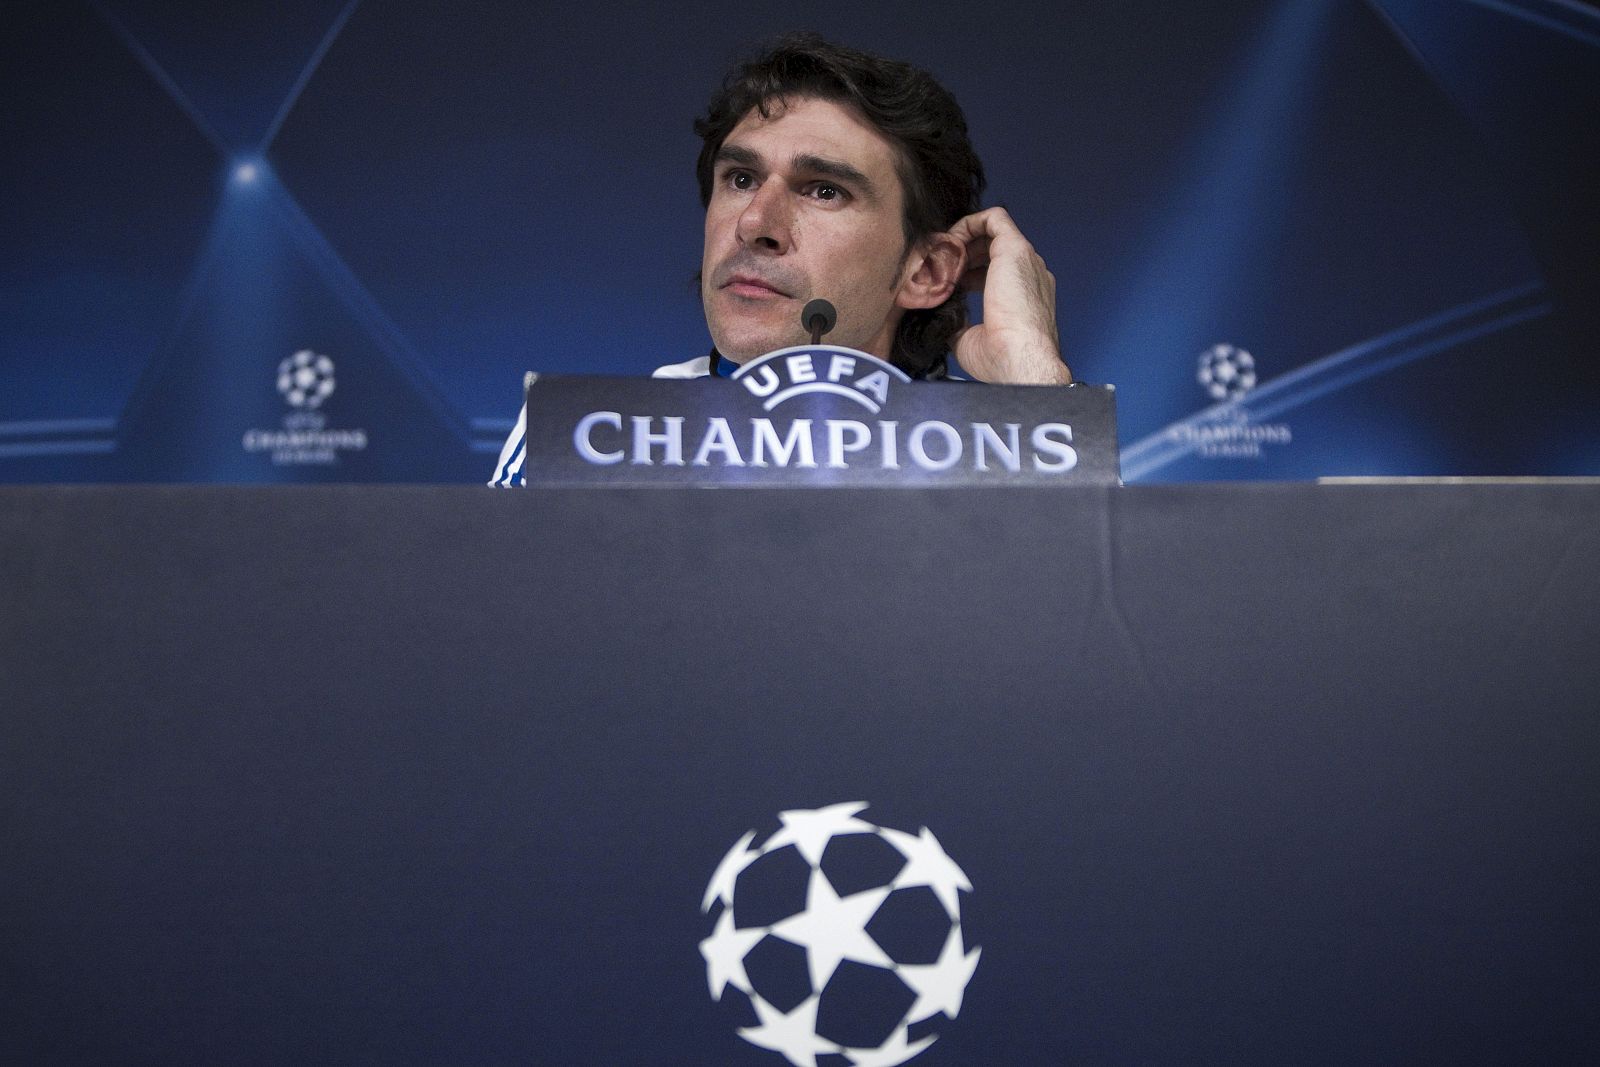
727, 171, 755, 190
811, 182, 845, 202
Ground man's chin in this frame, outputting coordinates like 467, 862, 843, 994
710, 329, 808, 364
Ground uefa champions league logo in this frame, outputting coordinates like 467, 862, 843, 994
1172, 343, 1291, 459
1197, 343, 1256, 402
700, 802, 980, 1066
243, 349, 365, 465
277, 349, 336, 410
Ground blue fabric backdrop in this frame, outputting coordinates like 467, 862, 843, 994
3, 0, 1597, 482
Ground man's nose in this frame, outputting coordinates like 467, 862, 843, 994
735, 182, 791, 254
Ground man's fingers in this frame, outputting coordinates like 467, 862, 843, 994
945, 206, 1022, 246
955, 235, 990, 291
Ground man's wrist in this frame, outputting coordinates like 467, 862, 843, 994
1000, 348, 1073, 386
1039, 360, 1074, 386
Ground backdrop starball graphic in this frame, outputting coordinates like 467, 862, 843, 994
700, 803, 980, 1067
1197, 343, 1257, 402
277, 350, 336, 410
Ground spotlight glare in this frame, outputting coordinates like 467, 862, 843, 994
233, 162, 259, 184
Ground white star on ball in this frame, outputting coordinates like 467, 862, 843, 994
702, 829, 761, 914
841, 1023, 938, 1067
900, 924, 981, 1024
881, 826, 972, 921
763, 801, 876, 865
771, 866, 892, 991
699, 907, 767, 1000
738, 993, 840, 1067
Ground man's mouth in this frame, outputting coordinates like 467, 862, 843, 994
721, 273, 792, 299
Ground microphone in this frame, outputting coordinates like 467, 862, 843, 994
802, 299, 837, 345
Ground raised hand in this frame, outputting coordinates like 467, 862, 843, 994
945, 207, 1072, 385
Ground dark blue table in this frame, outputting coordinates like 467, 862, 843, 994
3, 485, 1597, 1064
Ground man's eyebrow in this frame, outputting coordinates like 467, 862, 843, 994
714, 144, 761, 169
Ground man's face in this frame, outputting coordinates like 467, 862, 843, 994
701, 96, 913, 363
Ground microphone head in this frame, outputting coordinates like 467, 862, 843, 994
801, 298, 837, 337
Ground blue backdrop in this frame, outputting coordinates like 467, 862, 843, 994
3, 0, 1597, 483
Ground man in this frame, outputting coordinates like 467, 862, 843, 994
491, 33, 1071, 487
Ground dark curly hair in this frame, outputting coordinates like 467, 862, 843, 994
695, 33, 986, 378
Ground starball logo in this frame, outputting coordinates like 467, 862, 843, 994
1197, 344, 1255, 402
571, 347, 1081, 475
278, 349, 337, 409
700, 803, 979, 1066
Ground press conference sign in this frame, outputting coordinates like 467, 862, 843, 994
521, 346, 1118, 487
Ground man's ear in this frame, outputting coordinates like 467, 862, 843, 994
895, 232, 966, 311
